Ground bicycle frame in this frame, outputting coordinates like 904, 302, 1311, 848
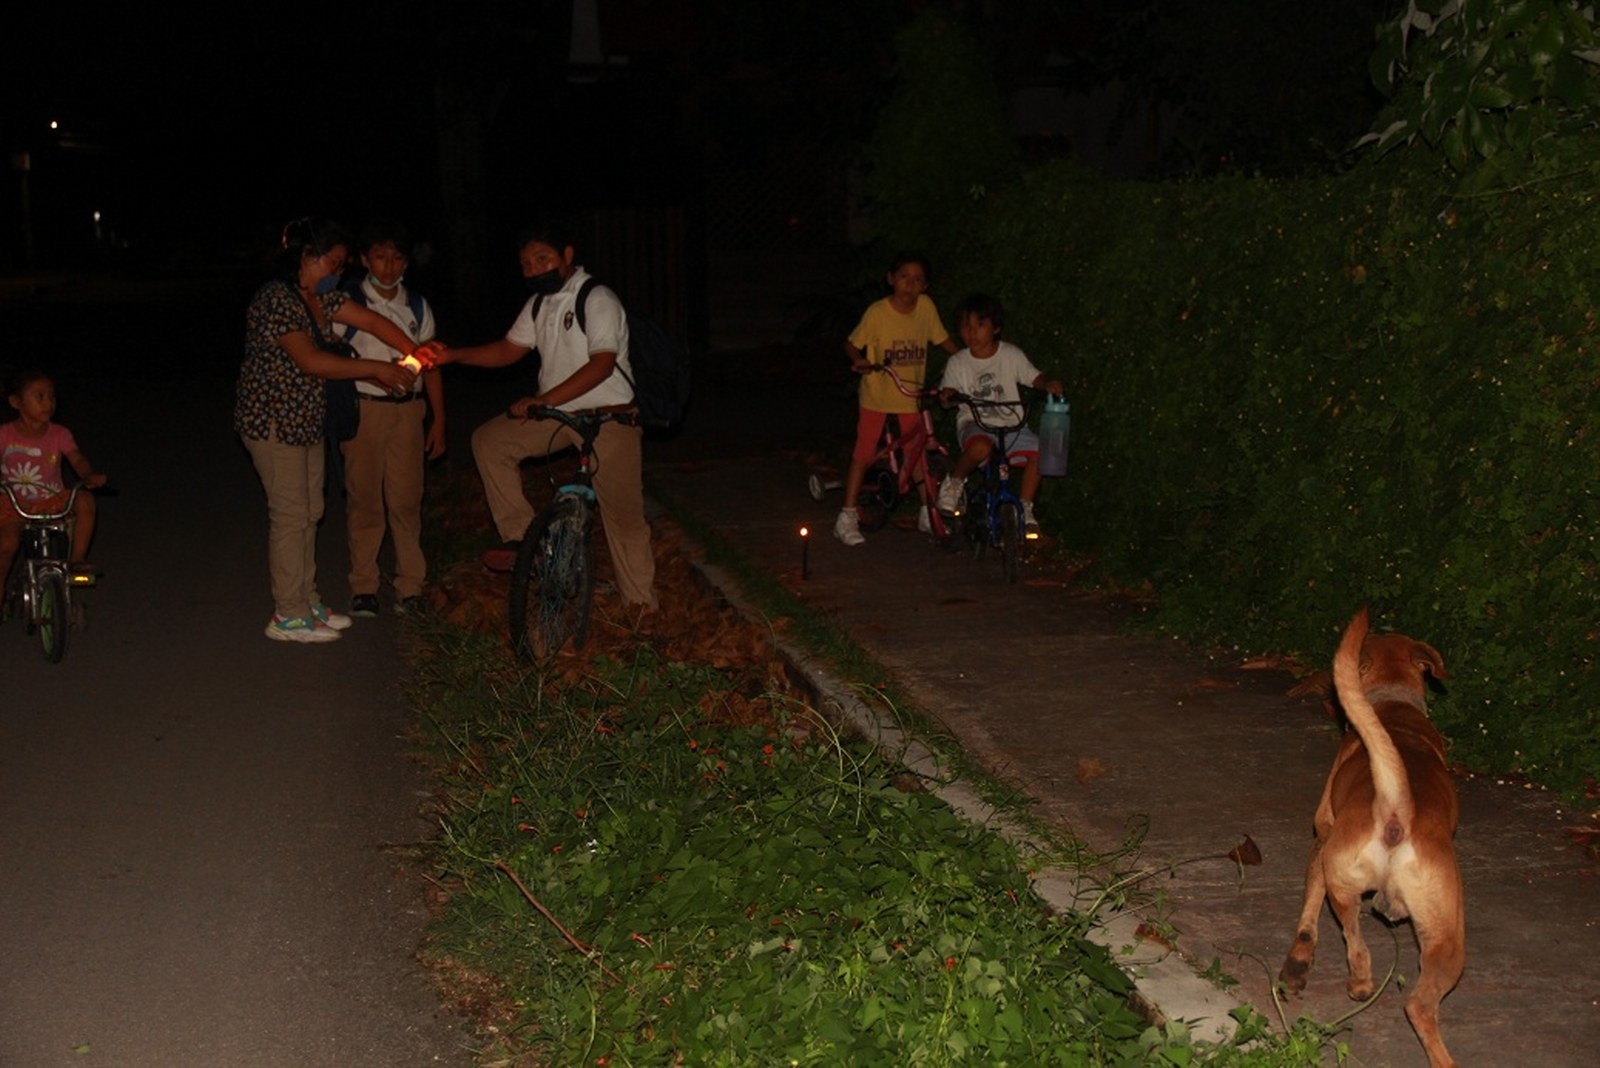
505, 406, 635, 661
2, 482, 97, 662
856, 363, 952, 541
945, 393, 1037, 583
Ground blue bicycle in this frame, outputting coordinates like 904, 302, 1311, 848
506, 406, 636, 661
942, 392, 1040, 584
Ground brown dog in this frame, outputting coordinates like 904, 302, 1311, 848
1279, 609, 1464, 1068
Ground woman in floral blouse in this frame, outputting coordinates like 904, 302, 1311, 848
235, 217, 440, 644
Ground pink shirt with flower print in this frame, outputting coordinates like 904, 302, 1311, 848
0, 421, 78, 500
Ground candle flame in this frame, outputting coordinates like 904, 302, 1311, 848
799, 526, 809, 537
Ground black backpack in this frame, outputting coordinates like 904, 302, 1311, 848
532, 277, 691, 430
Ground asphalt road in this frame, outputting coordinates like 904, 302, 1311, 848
0, 276, 468, 1067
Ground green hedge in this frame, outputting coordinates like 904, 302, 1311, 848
927, 154, 1600, 798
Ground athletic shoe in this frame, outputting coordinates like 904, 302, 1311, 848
311, 603, 353, 630
349, 594, 380, 618
833, 507, 865, 547
916, 505, 933, 534
266, 614, 341, 643
482, 540, 522, 573
395, 595, 426, 615
937, 475, 964, 515
1023, 501, 1041, 540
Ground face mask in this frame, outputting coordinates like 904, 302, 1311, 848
314, 272, 340, 296
368, 272, 403, 291
524, 268, 564, 296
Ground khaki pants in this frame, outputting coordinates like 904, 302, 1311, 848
341, 397, 426, 598
242, 431, 326, 620
471, 413, 657, 609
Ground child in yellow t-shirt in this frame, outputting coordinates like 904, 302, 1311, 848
835, 252, 958, 546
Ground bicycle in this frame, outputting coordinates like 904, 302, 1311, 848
506, 406, 637, 661
806, 363, 953, 541
1, 482, 102, 663
942, 390, 1045, 584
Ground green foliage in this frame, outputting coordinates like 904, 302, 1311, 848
1364, 0, 1600, 181
937, 147, 1600, 800
861, 9, 1020, 266
411, 640, 1320, 1064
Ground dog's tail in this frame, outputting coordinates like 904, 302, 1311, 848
1333, 608, 1413, 846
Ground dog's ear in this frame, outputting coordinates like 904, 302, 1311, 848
1412, 640, 1448, 682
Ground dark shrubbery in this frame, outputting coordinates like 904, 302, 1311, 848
926, 155, 1600, 799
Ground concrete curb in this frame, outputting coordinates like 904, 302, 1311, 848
687, 556, 1248, 1046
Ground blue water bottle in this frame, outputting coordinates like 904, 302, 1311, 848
1037, 396, 1070, 477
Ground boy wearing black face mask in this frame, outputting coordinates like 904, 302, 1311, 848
436, 220, 658, 614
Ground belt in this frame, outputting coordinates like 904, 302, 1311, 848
359, 393, 421, 404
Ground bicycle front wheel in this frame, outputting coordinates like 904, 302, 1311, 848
36, 570, 68, 663
856, 465, 896, 532
508, 498, 595, 662
997, 500, 1022, 584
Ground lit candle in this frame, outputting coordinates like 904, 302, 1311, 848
799, 526, 810, 580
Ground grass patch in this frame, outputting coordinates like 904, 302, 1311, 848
407, 467, 1338, 1064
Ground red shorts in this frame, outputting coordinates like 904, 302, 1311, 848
853, 409, 925, 466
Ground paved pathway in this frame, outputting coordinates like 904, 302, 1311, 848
0, 279, 467, 1067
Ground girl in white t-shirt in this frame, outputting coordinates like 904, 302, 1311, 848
936, 294, 1062, 538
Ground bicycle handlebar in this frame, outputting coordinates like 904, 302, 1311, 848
0, 482, 107, 521
506, 405, 640, 428
942, 388, 1062, 438
865, 362, 942, 401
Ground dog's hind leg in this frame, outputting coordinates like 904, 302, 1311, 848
1403, 881, 1465, 1068
1326, 879, 1374, 1000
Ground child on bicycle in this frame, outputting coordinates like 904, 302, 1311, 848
0, 369, 108, 586
836, 251, 958, 546
935, 294, 1062, 538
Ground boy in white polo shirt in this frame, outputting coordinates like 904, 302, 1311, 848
438, 220, 657, 613
341, 220, 446, 616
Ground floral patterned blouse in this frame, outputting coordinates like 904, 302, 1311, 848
233, 279, 348, 446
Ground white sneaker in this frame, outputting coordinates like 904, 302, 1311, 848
1022, 501, 1041, 540
266, 614, 342, 643
833, 507, 865, 546
917, 505, 932, 534
937, 475, 964, 515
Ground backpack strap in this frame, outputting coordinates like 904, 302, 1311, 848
531, 278, 636, 396
339, 287, 368, 341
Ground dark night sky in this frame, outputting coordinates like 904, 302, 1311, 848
6, 4, 551, 264
5, 2, 1394, 272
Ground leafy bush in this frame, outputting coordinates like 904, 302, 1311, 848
1365, 0, 1600, 179
925, 148, 1600, 798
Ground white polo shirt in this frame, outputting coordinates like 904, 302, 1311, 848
506, 267, 635, 411
348, 279, 436, 398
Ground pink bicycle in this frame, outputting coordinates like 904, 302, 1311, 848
807, 363, 952, 541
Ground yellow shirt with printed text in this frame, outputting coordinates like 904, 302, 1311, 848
848, 295, 950, 414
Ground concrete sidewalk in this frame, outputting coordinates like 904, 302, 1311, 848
646, 442, 1600, 1067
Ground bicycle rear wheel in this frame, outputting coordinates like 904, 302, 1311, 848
35, 571, 68, 663
508, 498, 595, 662
997, 500, 1022, 584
